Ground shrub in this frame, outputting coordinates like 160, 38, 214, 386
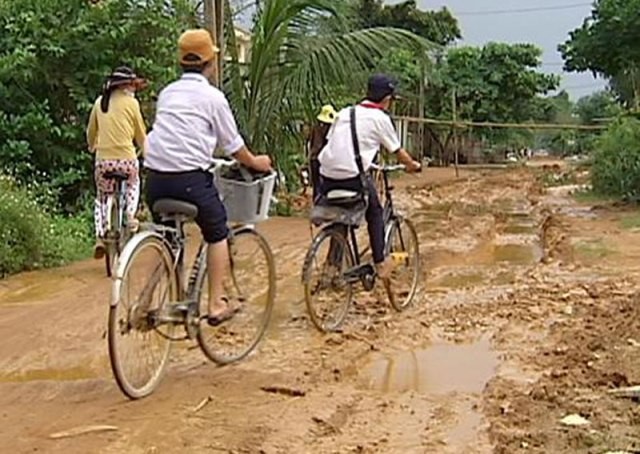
591, 117, 640, 202
0, 175, 92, 277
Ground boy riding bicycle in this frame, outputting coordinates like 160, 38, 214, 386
144, 29, 272, 326
317, 74, 421, 279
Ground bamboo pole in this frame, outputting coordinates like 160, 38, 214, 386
203, 0, 224, 87
452, 89, 459, 178
392, 115, 607, 131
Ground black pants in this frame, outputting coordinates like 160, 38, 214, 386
320, 175, 385, 264
310, 159, 321, 202
145, 169, 229, 244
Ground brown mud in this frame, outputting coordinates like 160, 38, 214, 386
0, 163, 639, 453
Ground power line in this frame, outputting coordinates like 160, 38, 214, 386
457, 3, 592, 16
559, 83, 606, 90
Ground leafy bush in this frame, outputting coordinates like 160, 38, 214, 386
0, 175, 92, 277
591, 117, 640, 202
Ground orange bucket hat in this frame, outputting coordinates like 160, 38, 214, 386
178, 29, 220, 66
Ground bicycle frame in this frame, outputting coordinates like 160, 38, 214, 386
344, 167, 399, 266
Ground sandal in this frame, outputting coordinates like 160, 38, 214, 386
206, 297, 241, 327
93, 241, 106, 260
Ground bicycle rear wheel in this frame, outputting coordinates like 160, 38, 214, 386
302, 225, 355, 332
197, 228, 276, 365
384, 218, 421, 311
108, 234, 177, 399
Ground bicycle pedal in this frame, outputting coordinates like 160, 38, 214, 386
168, 303, 191, 316
390, 251, 409, 266
344, 263, 375, 282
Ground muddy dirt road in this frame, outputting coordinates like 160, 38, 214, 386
1, 164, 639, 453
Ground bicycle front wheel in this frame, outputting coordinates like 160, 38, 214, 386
197, 228, 276, 365
302, 225, 355, 332
384, 218, 421, 311
108, 234, 177, 399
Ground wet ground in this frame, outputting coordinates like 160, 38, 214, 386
1, 163, 639, 453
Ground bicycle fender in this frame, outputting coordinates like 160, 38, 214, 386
111, 230, 166, 307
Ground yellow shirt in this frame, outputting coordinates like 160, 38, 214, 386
86, 90, 147, 160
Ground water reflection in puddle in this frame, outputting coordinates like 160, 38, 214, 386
493, 244, 542, 264
358, 338, 498, 395
0, 366, 97, 383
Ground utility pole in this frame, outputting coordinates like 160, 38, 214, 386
203, 0, 225, 87
452, 88, 459, 178
418, 56, 425, 162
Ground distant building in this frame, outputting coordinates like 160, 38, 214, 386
227, 26, 251, 64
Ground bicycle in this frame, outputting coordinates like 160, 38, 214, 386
301, 163, 421, 332
102, 171, 134, 278
108, 159, 277, 399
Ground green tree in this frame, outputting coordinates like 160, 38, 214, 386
0, 0, 196, 211
559, 0, 640, 107
428, 43, 559, 123
350, 0, 460, 46
574, 90, 623, 125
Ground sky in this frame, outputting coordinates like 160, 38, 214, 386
387, 0, 605, 100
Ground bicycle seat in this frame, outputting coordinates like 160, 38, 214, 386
104, 171, 129, 182
152, 199, 198, 220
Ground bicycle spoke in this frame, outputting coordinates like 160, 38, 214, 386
197, 229, 275, 365
303, 227, 354, 332
108, 236, 175, 399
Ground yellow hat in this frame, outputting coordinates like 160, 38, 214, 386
178, 29, 220, 66
317, 104, 337, 124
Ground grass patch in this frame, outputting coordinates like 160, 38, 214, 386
619, 212, 640, 230
572, 189, 614, 204
573, 239, 614, 259
538, 169, 578, 188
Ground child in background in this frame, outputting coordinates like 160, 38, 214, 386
86, 66, 147, 259
307, 105, 337, 201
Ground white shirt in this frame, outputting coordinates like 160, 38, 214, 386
318, 103, 401, 180
145, 73, 245, 172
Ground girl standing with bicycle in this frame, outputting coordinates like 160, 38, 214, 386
87, 66, 147, 259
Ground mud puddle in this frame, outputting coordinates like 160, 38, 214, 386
356, 337, 498, 395
0, 366, 98, 383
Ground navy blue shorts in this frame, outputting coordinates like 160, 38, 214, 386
145, 169, 229, 244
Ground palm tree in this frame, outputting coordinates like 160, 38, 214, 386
222, 0, 431, 178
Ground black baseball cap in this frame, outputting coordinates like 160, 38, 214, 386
367, 73, 398, 102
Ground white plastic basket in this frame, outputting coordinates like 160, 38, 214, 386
215, 172, 276, 224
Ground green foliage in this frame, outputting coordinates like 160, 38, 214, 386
574, 90, 623, 125
0, 175, 92, 277
350, 0, 461, 46
0, 0, 196, 212
428, 43, 559, 124
560, 0, 640, 105
224, 0, 427, 172
591, 118, 640, 201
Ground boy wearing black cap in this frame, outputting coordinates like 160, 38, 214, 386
318, 74, 421, 279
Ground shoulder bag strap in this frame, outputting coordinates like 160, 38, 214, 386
349, 106, 368, 190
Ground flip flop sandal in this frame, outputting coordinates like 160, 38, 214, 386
205, 297, 241, 327
94, 243, 106, 260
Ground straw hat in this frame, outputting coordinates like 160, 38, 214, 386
178, 29, 220, 66
317, 104, 337, 124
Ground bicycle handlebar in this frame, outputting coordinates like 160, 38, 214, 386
210, 157, 237, 170
370, 163, 406, 172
